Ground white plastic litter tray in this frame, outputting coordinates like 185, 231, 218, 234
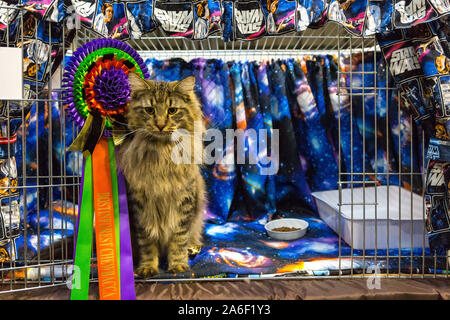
312, 186, 429, 250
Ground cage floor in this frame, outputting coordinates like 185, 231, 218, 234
143, 208, 441, 280
5, 205, 445, 285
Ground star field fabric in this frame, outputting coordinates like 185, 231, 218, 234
227, 62, 277, 222
322, 55, 366, 187
285, 59, 339, 193
269, 60, 314, 209
198, 59, 237, 224
139, 56, 421, 225
251, 62, 277, 219
346, 52, 401, 186
151, 208, 435, 278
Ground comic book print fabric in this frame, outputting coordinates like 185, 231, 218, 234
0, 0, 448, 45
377, 18, 449, 258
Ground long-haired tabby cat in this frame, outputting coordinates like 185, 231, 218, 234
116, 73, 206, 277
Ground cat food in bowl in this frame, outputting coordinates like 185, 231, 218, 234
265, 218, 309, 240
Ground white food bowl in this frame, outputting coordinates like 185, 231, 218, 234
265, 218, 309, 241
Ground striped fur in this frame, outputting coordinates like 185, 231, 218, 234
116, 73, 206, 277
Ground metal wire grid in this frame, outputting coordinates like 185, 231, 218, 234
75, 22, 378, 58
78, 24, 448, 282
335, 33, 447, 279
0, 10, 447, 294
334, 32, 431, 279
0, 5, 82, 293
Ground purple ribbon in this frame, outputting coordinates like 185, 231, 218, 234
116, 154, 136, 300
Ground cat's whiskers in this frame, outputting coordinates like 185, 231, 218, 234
108, 117, 142, 129
117, 129, 139, 138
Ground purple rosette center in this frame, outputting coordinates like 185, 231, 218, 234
93, 68, 131, 110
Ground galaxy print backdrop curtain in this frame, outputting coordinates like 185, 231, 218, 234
145, 55, 423, 225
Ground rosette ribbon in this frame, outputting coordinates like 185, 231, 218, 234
63, 39, 149, 300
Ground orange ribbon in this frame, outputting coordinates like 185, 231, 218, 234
92, 137, 120, 300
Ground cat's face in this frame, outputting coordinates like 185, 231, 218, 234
126, 73, 201, 141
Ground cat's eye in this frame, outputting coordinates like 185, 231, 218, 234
167, 107, 178, 115
145, 107, 155, 115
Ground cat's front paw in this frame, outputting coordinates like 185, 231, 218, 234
135, 265, 159, 279
167, 264, 190, 274
188, 245, 202, 256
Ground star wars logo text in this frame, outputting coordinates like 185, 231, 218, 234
395, 0, 426, 24
427, 144, 440, 160
442, 83, 450, 107
389, 46, 421, 77
235, 8, 263, 34
426, 162, 446, 193
154, 7, 192, 33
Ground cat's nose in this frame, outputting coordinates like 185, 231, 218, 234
156, 122, 166, 131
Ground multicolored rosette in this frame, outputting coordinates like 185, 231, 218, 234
63, 38, 149, 131
63, 39, 148, 301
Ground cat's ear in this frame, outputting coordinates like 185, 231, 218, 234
173, 76, 196, 94
128, 72, 148, 91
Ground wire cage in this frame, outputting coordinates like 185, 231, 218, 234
0, 5, 80, 293
0, 4, 448, 295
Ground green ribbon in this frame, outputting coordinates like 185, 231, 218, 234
108, 138, 121, 295
71, 155, 94, 300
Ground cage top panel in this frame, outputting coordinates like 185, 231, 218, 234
76, 23, 377, 60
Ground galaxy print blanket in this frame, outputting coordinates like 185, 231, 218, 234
1, 53, 443, 280
185, 209, 437, 278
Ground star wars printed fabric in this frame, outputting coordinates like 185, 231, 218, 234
0, 123, 20, 264
377, 18, 449, 258
377, 21, 450, 125
425, 139, 450, 260
0, 1, 448, 46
